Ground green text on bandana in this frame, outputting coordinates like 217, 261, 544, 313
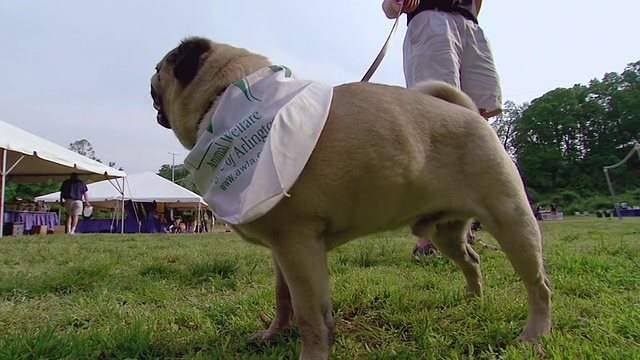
184, 66, 333, 224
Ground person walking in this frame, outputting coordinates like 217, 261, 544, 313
60, 172, 90, 234
382, 0, 503, 255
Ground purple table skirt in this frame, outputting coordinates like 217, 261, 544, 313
3, 210, 59, 231
619, 208, 640, 217
76, 219, 168, 233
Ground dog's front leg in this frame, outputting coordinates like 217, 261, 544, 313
249, 255, 293, 342
272, 237, 333, 360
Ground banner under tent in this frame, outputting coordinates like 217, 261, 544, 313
603, 144, 640, 219
1, 120, 126, 237
36, 171, 210, 233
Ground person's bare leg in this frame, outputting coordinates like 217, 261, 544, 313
70, 215, 79, 234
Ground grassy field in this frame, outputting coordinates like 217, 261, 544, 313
1, 217, 639, 359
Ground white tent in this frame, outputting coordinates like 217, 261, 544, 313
1, 120, 126, 237
35, 171, 207, 211
0, 120, 126, 183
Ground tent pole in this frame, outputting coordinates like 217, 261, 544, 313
0, 150, 26, 238
197, 203, 201, 233
121, 177, 125, 234
603, 168, 622, 220
132, 201, 141, 233
0, 149, 6, 238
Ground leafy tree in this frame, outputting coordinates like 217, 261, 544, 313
108, 161, 124, 171
175, 174, 199, 194
490, 100, 528, 158
513, 60, 640, 196
4, 181, 60, 202
157, 164, 200, 194
67, 139, 123, 170
515, 85, 592, 192
158, 164, 180, 182
69, 139, 100, 162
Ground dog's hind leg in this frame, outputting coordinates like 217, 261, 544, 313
249, 255, 294, 342
481, 202, 552, 343
414, 219, 483, 297
269, 233, 334, 359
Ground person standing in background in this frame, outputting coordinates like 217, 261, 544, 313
60, 172, 90, 234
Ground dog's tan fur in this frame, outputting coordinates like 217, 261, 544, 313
151, 37, 551, 359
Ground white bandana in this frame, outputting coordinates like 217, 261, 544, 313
184, 66, 333, 224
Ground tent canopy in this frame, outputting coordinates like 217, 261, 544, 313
36, 171, 207, 211
0, 120, 126, 183
1, 119, 126, 237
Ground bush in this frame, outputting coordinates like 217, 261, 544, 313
526, 187, 541, 202
559, 190, 582, 206
617, 189, 640, 205
583, 196, 615, 212
563, 203, 583, 214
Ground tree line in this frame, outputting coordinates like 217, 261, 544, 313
491, 60, 640, 203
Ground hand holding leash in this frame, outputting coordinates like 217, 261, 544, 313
392, 0, 420, 16
362, 0, 418, 82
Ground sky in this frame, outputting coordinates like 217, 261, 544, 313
1, 1, 638, 175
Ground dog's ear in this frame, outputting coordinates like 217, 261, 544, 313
172, 37, 212, 85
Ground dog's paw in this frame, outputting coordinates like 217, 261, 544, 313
248, 330, 281, 343
248, 312, 294, 344
515, 336, 547, 356
248, 327, 295, 344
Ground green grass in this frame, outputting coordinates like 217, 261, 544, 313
1, 217, 639, 359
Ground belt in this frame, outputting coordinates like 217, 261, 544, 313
450, 7, 478, 23
408, 7, 478, 25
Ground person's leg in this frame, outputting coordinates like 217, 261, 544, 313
459, 20, 502, 118
70, 200, 82, 234
64, 201, 73, 233
403, 11, 463, 89
412, 236, 438, 257
71, 215, 79, 233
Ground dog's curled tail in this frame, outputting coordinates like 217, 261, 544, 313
411, 80, 478, 113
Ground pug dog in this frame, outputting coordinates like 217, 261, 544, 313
151, 37, 551, 359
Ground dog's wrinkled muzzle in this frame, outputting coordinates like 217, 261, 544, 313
151, 86, 171, 129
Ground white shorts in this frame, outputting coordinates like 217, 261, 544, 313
65, 199, 83, 216
403, 10, 502, 117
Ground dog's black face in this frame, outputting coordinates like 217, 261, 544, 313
150, 37, 213, 131
151, 84, 171, 129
